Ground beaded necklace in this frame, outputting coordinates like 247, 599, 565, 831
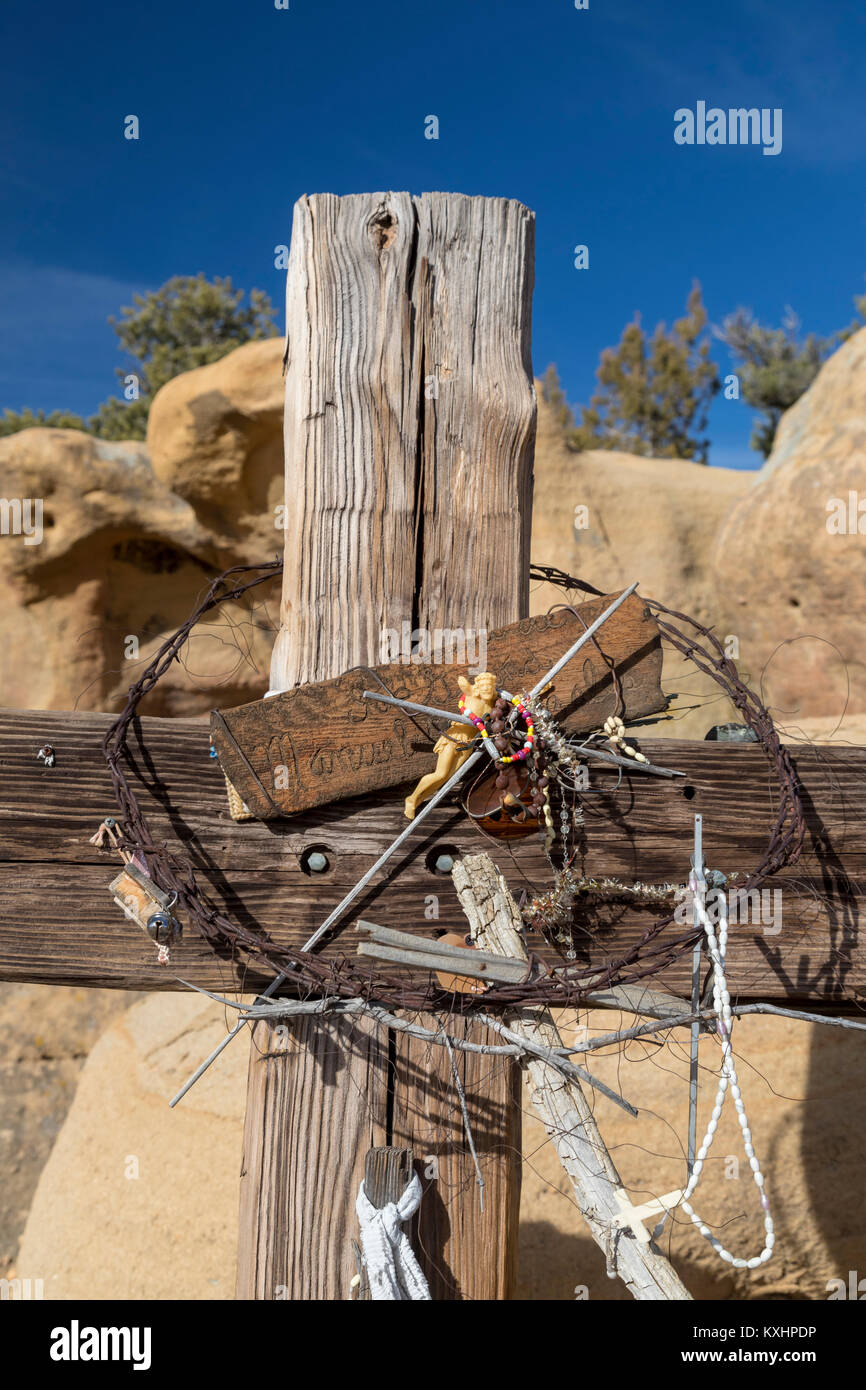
458, 692, 535, 764
653, 886, 775, 1267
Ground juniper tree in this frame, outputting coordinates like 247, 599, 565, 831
573, 284, 719, 463
717, 302, 864, 458
540, 364, 577, 433
0, 407, 87, 437
91, 274, 278, 439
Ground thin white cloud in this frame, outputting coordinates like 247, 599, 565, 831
0, 262, 147, 349
0, 262, 148, 409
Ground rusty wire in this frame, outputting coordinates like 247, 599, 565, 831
99, 559, 806, 1011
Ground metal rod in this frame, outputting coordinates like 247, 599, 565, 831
300, 750, 489, 950
567, 743, 684, 780
527, 582, 638, 697
355, 918, 531, 970
357, 940, 528, 985
361, 691, 471, 726
169, 746, 488, 1106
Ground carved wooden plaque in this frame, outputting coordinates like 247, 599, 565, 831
210, 592, 665, 820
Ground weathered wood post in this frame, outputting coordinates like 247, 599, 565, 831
236, 192, 536, 1299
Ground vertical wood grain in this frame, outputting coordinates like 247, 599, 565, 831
237, 1013, 388, 1300
414, 194, 536, 632
269, 192, 420, 691
243, 191, 535, 1301
391, 1014, 522, 1300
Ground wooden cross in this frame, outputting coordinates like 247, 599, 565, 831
612, 1188, 685, 1245
0, 191, 864, 1302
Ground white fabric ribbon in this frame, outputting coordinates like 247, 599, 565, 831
355, 1172, 431, 1301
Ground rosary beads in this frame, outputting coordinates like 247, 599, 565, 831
654, 885, 775, 1268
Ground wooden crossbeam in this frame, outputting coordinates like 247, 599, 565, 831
1, 707, 863, 1009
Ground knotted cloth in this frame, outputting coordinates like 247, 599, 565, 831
355, 1172, 431, 1301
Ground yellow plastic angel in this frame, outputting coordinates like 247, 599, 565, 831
403, 671, 498, 819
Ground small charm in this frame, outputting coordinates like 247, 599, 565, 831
146, 907, 182, 965
109, 862, 182, 965
36, 744, 56, 768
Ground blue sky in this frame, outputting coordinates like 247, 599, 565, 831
1, 0, 864, 469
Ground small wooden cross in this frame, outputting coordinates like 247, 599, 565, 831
611, 1187, 685, 1244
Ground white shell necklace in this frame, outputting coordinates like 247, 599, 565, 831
660, 882, 775, 1268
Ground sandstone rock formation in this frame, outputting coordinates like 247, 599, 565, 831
714, 326, 866, 727
0, 339, 287, 714
14, 994, 245, 1301
146, 337, 285, 560
0, 982, 138, 1285
529, 389, 751, 737
0, 337, 753, 729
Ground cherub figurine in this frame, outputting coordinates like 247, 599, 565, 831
403, 671, 498, 819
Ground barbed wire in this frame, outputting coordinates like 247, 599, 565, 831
99, 559, 808, 1011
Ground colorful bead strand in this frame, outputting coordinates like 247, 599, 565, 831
458, 692, 535, 763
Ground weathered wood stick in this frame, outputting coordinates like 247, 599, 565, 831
452, 852, 692, 1301
355, 918, 535, 977
356, 939, 530, 985
470, 1009, 639, 1116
